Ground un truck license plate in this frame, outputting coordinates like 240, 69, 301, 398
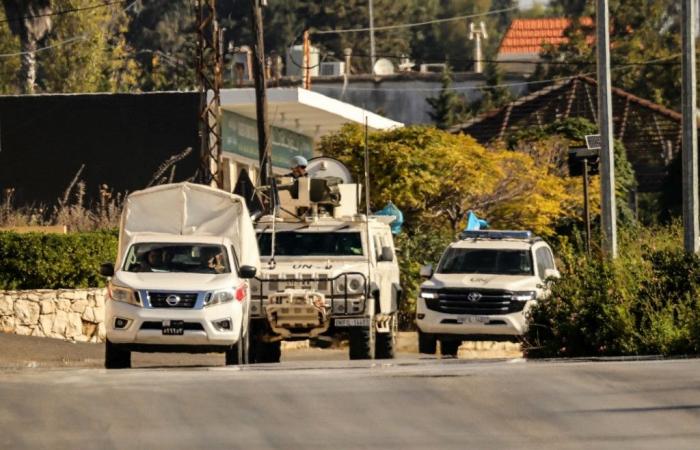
335, 318, 370, 327
162, 320, 185, 335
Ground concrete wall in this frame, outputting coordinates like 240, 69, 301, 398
0, 289, 107, 343
310, 73, 529, 125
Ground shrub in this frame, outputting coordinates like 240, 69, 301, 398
0, 230, 118, 290
524, 223, 700, 357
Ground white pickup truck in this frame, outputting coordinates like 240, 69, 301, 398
100, 182, 260, 368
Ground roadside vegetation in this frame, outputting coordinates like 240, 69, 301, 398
525, 223, 700, 357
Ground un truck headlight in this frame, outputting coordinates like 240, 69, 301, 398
335, 275, 365, 294
108, 283, 141, 307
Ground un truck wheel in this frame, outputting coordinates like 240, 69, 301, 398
252, 340, 281, 363
375, 317, 396, 359
349, 320, 376, 360
104, 340, 131, 369
418, 330, 437, 355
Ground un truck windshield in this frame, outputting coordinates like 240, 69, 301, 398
123, 243, 231, 274
258, 231, 363, 257
437, 248, 533, 276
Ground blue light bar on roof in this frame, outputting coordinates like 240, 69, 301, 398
460, 230, 533, 240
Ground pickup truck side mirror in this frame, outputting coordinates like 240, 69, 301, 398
100, 262, 114, 277
544, 268, 560, 279
238, 265, 257, 279
419, 264, 433, 278
380, 246, 394, 262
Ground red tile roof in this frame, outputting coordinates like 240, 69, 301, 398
498, 17, 594, 56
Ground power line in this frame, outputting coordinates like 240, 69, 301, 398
0, 0, 125, 24
0, 35, 87, 58
333, 54, 682, 92
312, 7, 518, 35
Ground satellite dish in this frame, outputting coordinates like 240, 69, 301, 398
373, 58, 395, 76
306, 157, 354, 183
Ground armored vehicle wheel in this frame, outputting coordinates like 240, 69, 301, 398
349, 320, 376, 360
439, 340, 460, 357
375, 316, 396, 359
105, 340, 131, 369
418, 330, 437, 354
252, 340, 281, 363
226, 327, 250, 365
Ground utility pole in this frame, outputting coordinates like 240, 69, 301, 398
469, 22, 488, 74
195, 0, 223, 188
250, 0, 271, 187
682, 0, 700, 253
595, 0, 617, 258
368, 0, 376, 72
303, 30, 311, 89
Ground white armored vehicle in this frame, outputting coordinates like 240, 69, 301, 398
100, 183, 260, 368
251, 158, 402, 361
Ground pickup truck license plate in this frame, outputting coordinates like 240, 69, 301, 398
335, 318, 370, 327
162, 320, 185, 335
458, 316, 489, 324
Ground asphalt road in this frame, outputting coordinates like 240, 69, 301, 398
1, 357, 699, 449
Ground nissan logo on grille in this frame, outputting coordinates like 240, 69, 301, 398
467, 292, 482, 303
165, 295, 181, 306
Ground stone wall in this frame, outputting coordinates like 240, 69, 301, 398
0, 289, 107, 343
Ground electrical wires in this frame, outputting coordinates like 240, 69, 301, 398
0, 0, 127, 24
312, 7, 518, 35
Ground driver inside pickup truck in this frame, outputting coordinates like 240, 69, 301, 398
138, 248, 165, 272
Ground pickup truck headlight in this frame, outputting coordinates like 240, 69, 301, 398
108, 283, 141, 307
204, 289, 235, 307
204, 285, 247, 307
420, 290, 438, 299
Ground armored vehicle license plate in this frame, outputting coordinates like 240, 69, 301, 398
162, 320, 185, 335
335, 318, 370, 327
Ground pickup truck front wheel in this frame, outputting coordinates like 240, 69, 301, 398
225, 328, 250, 365
105, 340, 131, 369
439, 340, 460, 357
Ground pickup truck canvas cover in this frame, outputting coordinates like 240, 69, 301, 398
116, 182, 259, 270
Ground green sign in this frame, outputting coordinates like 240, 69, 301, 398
222, 111, 313, 169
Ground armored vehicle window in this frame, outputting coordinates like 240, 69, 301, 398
124, 243, 231, 274
258, 231, 363, 256
437, 248, 533, 276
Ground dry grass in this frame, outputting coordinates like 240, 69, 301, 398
1, 183, 123, 232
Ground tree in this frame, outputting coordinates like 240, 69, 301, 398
38, 0, 140, 93
469, 60, 513, 115
426, 67, 465, 129
541, 0, 682, 110
1, 0, 52, 93
318, 124, 582, 236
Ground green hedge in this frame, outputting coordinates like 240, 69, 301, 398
524, 224, 700, 358
0, 230, 118, 290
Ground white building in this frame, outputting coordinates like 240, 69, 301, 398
218, 87, 402, 189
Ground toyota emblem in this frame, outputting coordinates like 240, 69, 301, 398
165, 295, 181, 306
467, 292, 482, 302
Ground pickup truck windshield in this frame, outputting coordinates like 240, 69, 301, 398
123, 243, 231, 274
437, 248, 533, 275
258, 231, 363, 257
